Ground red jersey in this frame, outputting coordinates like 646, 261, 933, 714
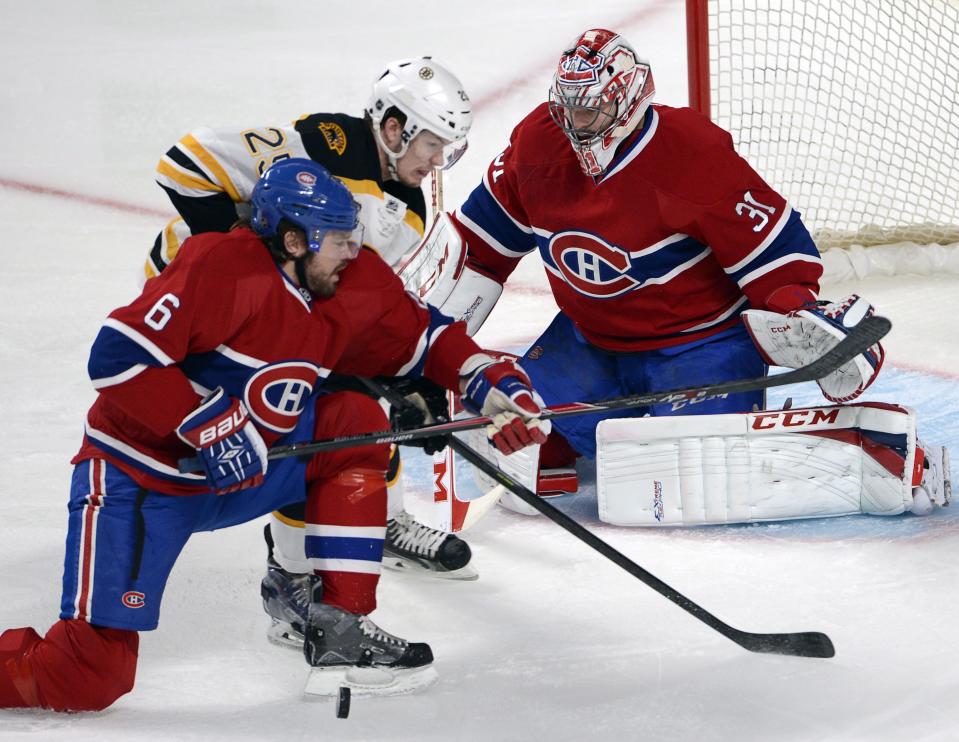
75, 228, 479, 494
453, 103, 823, 351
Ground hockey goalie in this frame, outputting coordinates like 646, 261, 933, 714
402, 29, 951, 529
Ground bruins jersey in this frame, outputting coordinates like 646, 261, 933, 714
146, 113, 427, 278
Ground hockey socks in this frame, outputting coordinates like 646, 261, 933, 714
0, 620, 138, 711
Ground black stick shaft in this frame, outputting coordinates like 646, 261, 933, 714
264, 315, 890, 461
449, 437, 835, 658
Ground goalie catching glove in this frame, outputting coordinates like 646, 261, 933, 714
459, 354, 550, 454
743, 290, 885, 403
176, 387, 268, 494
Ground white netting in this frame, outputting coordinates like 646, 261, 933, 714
707, 0, 959, 251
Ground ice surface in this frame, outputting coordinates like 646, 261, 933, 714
1, 2, 957, 740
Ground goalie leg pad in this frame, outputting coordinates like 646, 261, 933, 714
597, 403, 935, 526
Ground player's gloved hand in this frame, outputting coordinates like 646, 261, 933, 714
176, 387, 268, 494
743, 289, 885, 403
384, 377, 451, 455
459, 353, 551, 454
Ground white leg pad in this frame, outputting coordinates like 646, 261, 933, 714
597, 403, 930, 526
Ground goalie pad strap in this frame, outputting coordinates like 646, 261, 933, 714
596, 403, 918, 526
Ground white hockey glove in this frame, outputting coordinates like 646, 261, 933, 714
743, 294, 885, 403
459, 353, 551, 454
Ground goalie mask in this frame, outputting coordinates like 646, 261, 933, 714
548, 29, 655, 177
367, 57, 472, 173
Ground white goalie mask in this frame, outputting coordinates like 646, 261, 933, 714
366, 57, 473, 173
548, 29, 655, 177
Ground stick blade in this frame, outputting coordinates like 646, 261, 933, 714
734, 630, 835, 658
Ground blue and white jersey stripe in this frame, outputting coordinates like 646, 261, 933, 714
395, 306, 456, 378
457, 183, 536, 259
724, 209, 821, 289
88, 319, 174, 388
305, 524, 385, 575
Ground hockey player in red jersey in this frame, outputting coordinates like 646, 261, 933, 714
0, 158, 547, 711
145, 58, 481, 652
433, 28, 891, 513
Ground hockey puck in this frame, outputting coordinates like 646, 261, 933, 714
336, 686, 351, 718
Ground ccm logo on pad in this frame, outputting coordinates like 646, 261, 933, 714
752, 408, 840, 430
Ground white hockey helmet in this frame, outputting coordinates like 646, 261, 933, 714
548, 29, 655, 176
366, 57, 472, 171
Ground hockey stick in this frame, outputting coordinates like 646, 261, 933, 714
365, 375, 832, 656
423, 168, 468, 530
244, 314, 891, 464
449, 435, 835, 658
357, 376, 499, 531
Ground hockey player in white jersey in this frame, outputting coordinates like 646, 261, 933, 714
143, 58, 480, 651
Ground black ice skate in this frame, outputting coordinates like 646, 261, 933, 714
261, 560, 312, 650
383, 510, 478, 580
260, 523, 313, 649
302, 599, 437, 697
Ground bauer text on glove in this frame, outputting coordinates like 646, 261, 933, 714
176, 387, 268, 494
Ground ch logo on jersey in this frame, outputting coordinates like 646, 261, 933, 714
548, 231, 640, 298
243, 361, 321, 434
735, 191, 777, 232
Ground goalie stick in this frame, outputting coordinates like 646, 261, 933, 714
448, 434, 835, 658
222, 314, 890, 465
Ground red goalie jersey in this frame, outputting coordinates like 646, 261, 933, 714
452, 103, 823, 352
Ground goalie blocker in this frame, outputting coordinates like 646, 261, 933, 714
596, 402, 951, 527
397, 212, 502, 336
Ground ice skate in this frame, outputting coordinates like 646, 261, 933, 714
302, 600, 437, 698
383, 510, 477, 580
260, 557, 312, 650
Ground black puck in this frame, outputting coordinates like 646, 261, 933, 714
336, 686, 351, 718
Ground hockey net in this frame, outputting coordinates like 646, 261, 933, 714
686, 0, 959, 280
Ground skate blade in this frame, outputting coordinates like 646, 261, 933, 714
382, 555, 479, 581
304, 664, 438, 698
266, 620, 304, 651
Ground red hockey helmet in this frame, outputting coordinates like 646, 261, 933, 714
548, 29, 655, 176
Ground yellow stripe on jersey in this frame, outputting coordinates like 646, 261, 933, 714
162, 218, 186, 264
337, 176, 385, 200
337, 176, 426, 237
403, 207, 425, 237
271, 509, 306, 528
155, 158, 224, 194
179, 134, 243, 202
386, 444, 402, 487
